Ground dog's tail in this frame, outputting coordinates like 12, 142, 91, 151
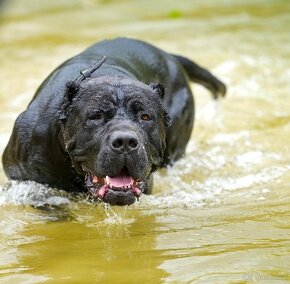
172, 54, 226, 99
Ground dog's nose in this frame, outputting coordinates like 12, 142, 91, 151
111, 131, 139, 152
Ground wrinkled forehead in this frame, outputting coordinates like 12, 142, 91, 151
79, 76, 154, 99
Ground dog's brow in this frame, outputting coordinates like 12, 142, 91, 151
130, 100, 145, 109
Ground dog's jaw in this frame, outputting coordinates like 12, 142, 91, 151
84, 170, 142, 206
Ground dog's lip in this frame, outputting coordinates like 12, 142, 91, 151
84, 171, 142, 204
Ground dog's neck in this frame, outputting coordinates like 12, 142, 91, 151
75, 56, 137, 83
75, 56, 107, 82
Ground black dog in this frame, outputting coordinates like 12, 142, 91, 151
2, 38, 226, 206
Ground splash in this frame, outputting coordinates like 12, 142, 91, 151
0, 180, 70, 207
101, 204, 135, 225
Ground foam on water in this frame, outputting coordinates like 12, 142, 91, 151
0, 177, 223, 210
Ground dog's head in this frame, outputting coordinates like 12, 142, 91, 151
59, 76, 170, 206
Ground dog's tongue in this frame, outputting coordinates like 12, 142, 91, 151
107, 175, 133, 188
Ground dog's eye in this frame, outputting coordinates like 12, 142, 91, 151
88, 112, 103, 120
140, 113, 151, 121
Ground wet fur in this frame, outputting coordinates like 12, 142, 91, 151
2, 38, 226, 198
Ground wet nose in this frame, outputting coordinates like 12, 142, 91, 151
110, 131, 139, 152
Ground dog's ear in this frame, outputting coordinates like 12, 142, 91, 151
58, 81, 80, 122
65, 81, 80, 103
149, 82, 165, 98
149, 83, 171, 127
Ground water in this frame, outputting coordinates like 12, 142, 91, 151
0, 0, 290, 283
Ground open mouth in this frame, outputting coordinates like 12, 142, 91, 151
84, 167, 142, 206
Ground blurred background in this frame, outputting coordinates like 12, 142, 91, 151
0, 0, 289, 283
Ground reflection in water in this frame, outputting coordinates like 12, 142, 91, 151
0, 0, 290, 283
0, 202, 169, 283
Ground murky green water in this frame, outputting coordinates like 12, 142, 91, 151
0, 0, 290, 283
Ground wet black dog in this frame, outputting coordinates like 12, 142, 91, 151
2, 38, 226, 206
